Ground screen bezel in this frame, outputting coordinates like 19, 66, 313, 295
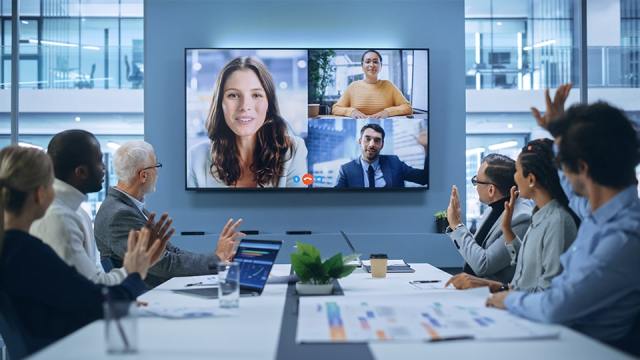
184, 47, 430, 192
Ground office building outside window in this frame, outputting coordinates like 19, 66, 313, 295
465, 0, 640, 223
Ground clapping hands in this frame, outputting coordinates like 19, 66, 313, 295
215, 218, 246, 262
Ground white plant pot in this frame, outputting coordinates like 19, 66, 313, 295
295, 282, 334, 295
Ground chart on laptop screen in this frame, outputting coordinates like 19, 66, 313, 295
234, 240, 281, 289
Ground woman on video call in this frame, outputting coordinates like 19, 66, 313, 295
187, 56, 307, 188
332, 49, 413, 119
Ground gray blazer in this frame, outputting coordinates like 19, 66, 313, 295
506, 199, 577, 292
448, 197, 533, 284
94, 187, 219, 288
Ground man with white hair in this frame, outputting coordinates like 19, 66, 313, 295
95, 140, 244, 288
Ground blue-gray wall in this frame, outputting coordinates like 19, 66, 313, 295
144, 0, 466, 267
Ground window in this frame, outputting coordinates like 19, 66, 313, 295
465, 0, 582, 223
465, 0, 639, 224
3, 0, 144, 218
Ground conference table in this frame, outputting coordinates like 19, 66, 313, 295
31, 264, 632, 360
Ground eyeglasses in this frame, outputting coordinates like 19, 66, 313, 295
471, 175, 494, 187
141, 162, 162, 171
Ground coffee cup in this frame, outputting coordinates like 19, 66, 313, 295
369, 254, 388, 278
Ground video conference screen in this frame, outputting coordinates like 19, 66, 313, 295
186, 48, 429, 190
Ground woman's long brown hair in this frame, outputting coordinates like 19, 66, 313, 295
206, 56, 293, 187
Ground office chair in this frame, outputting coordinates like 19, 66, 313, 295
621, 313, 640, 356
101, 257, 115, 272
0, 292, 29, 359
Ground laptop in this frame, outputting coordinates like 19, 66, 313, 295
339, 230, 415, 273
173, 239, 283, 298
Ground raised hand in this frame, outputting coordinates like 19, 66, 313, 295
447, 185, 462, 229
501, 186, 518, 243
123, 227, 165, 279
531, 83, 572, 131
214, 218, 246, 261
414, 127, 428, 150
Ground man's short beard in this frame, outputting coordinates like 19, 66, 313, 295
142, 181, 156, 195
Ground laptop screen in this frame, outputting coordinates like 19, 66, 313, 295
232, 239, 282, 292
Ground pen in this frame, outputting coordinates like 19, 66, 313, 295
409, 280, 441, 284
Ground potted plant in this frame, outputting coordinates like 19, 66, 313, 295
308, 49, 336, 116
434, 210, 449, 233
291, 242, 356, 295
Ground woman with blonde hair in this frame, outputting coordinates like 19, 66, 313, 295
0, 146, 167, 358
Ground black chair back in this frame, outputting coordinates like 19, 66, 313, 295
0, 292, 29, 359
622, 313, 640, 357
101, 256, 115, 272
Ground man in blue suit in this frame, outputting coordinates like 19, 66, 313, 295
335, 123, 428, 188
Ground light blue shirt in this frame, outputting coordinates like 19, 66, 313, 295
504, 184, 640, 342
112, 187, 147, 219
360, 156, 386, 188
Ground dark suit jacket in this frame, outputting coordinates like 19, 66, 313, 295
335, 154, 429, 188
0, 230, 146, 357
95, 187, 219, 288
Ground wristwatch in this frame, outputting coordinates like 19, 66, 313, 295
497, 283, 510, 292
445, 223, 464, 233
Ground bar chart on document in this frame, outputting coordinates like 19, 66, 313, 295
296, 296, 560, 343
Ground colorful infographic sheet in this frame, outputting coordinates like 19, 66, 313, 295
296, 294, 559, 343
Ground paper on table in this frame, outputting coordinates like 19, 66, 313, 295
139, 306, 216, 319
409, 281, 454, 290
154, 275, 218, 290
361, 259, 408, 267
296, 291, 559, 343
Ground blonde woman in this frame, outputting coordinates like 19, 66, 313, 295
0, 146, 167, 358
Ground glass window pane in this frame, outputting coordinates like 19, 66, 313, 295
80, 18, 119, 89
80, 0, 119, 17
121, 0, 143, 17
0, 16, 10, 142
120, 19, 144, 89
465, 0, 581, 223
15, 0, 144, 217
1, 0, 9, 15
41, 18, 80, 89
588, 0, 640, 108
20, 0, 40, 16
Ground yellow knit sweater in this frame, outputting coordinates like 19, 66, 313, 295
331, 80, 412, 117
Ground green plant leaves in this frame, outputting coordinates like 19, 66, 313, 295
290, 242, 356, 285
323, 253, 345, 279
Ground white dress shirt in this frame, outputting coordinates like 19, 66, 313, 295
30, 179, 127, 285
359, 156, 386, 188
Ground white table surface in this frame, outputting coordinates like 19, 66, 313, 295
30, 263, 632, 360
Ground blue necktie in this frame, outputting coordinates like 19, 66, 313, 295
367, 165, 375, 188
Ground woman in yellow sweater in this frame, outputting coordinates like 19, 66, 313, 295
332, 50, 413, 118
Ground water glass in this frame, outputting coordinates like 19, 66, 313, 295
218, 261, 240, 310
104, 301, 138, 354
